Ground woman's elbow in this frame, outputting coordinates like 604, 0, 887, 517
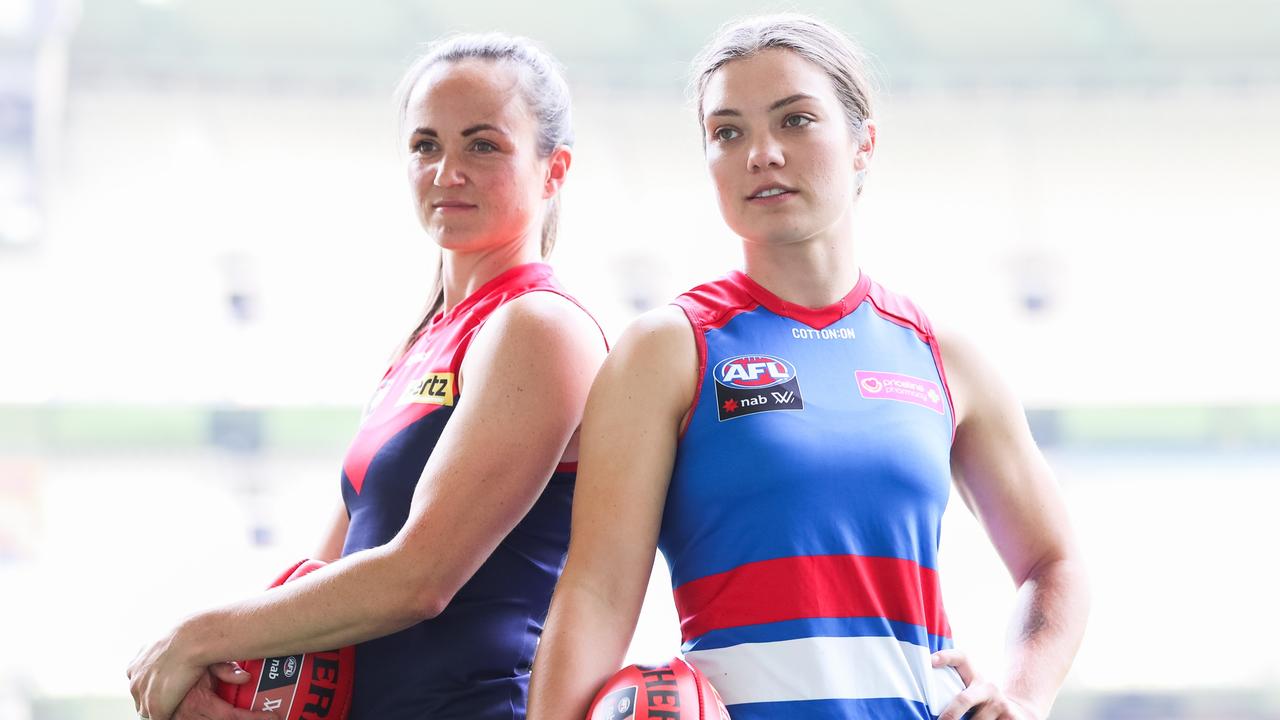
399, 576, 455, 622
1023, 552, 1091, 604
377, 545, 457, 624
418, 587, 454, 621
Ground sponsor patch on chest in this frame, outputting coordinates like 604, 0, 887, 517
400, 371, 456, 407
713, 354, 804, 421
855, 370, 945, 414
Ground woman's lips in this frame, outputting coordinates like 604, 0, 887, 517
432, 200, 477, 213
745, 189, 797, 205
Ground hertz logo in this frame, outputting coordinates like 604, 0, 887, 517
402, 372, 455, 407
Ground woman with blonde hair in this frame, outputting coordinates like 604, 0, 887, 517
128, 33, 606, 720
528, 14, 1087, 720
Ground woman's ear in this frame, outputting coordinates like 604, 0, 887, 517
544, 145, 573, 198
854, 119, 877, 172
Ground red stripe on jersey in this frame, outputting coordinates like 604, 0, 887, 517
672, 553, 952, 643
735, 270, 872, 330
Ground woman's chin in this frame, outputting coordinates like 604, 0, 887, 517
738, 226, 815, 249
427, 226, 484, 251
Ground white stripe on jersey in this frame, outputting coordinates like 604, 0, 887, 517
684, 635, 966, 715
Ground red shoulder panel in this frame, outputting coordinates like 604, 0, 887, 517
866, 280, 934, 343
671, 274, 759, 439
865, 280, 956, 440
672, 274, 759, 332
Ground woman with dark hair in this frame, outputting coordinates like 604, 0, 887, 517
528, 14, 1088, 720
128, 34, 606, 720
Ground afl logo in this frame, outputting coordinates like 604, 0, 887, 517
283, 656, 298, 678
592, 686, 638, 720
714, 355, 796, 389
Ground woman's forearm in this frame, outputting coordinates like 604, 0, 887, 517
528, 576, 639, 720
178, 543, 434, 667
528, 307, 694, 720
1001, 556, 1091, 717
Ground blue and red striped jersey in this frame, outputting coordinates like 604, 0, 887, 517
662, 270, 965, 720
340, 262, 601, 719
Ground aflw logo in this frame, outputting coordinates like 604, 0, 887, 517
714, 355, 796, 389
713, 354, 804, 421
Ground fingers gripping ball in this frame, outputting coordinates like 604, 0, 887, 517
214, 560, 354, 720
586, 658, 731, 720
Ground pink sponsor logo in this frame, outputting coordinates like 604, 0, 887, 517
855, 370, 945, 414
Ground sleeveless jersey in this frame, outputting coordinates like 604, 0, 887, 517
661, 270, 966, 720
340, 262, 601, 720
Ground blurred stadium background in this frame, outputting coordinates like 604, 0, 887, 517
2, 0, 1279, 718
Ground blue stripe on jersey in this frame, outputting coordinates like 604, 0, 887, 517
725, 697, 943, 720
682, 616, 954, 654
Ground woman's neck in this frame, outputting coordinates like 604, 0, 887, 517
741, 217, 860, 308
440, 236, 543, 313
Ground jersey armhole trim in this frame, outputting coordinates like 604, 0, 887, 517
515, 287, 611, 352
866, 294, 958, 441
673, 301, 708, 441
456, 287, 609, 394
927, 335, 958, 443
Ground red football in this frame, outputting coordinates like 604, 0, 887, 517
586, 657, 730, 720
215, 560, 354, 720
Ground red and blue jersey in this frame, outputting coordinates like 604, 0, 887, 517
340, 262, 601, 720
662, 270, 965, 720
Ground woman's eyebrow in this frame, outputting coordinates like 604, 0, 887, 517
769, 93, 816, 111
409, 124, 508, 137
707, 93, 818, 118
462, 124, 507, 137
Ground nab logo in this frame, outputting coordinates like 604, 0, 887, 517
714, 355, 796, 389
713, 354, 804, 421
